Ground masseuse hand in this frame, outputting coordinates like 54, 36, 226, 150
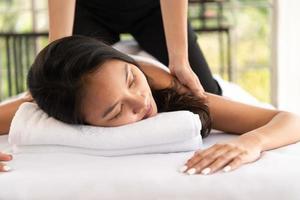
0, 151, 12, 172
180, 134, 263, 175
169, 61, 206, 99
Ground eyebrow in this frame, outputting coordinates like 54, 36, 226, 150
102, 63, 129, 119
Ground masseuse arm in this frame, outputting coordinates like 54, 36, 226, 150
48, 0, 76, 42
160, 0, 205, 98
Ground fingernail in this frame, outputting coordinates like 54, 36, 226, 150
6, 154, 13, 159
187, 168, 196, 175
2, 165, 11, 172
223, 166, 231, 172
179, 165, 188, 173
201, 168, 211, 175
1, 151, 10, 155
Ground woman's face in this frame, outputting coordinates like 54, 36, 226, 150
81, 59, 158, 127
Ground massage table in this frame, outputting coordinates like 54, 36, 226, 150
1, 77, 300, 200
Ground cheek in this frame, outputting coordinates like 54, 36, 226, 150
133, 67, 148, 84
136, 73, 151, 92
114, 115, 138, 126
111, 108, 139, 126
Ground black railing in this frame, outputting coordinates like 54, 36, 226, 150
189, 0, 232, 80
0, 32, 48, 100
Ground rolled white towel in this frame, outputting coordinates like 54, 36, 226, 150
8, 102, 202, 156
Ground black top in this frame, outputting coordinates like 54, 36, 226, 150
76, 0, 160, 12
75, 0, 161, 33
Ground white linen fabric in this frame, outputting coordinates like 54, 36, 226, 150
1, 132, 300, 200
8, 103, 202, 156
0, 77, 299, 200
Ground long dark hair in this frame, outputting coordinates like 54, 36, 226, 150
27, 36, 211, 138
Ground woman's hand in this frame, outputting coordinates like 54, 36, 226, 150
20, 91, 33, 102
180, 133, 263, 175
0, 151, 12, 172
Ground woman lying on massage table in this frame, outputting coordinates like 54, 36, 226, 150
1, 36, 300, 175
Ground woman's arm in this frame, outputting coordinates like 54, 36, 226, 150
0, 92, 33, 135
181, 93, 300, 175
208, 93, 300, 149
131, 56, 300, 154
48, 0, 76, 42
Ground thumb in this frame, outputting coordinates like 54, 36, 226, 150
186, 77, 206, 98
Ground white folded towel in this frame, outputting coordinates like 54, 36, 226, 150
9, 102, 202, 156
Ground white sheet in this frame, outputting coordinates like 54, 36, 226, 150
0, 78, 299, 200
1, 132, 300, 200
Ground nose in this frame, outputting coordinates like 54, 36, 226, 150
128, 91, 147, 114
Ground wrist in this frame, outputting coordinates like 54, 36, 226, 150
168, 57, 190, 71
235, 131, 267, 153
168, 50, 189, 64
169, 56, 188, 65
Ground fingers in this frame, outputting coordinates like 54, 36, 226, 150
179, 142, 261, 175
181, 74, 205, 97
171, 78, 190, 95
185, 144, 223, 167
189, 81, 206, 99
0, 163, 11, 172
184, 146, 235, 175
22, 91, 34, 102
175, 69, 206, 99
0, 152, 13, 172
201, 149, 243, 174
0, 152, 13, 161
222, 154, 245, 172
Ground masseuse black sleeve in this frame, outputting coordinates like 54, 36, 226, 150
73, 1, 120, 45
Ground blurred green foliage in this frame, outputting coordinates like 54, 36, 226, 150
197, 0, 272, 103
0, 0, 32, 32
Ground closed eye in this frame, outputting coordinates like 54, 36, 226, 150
129, 71, 136, 88
114, 112, 121, 119
113, 70, 136, 120
113, 104, 123, 120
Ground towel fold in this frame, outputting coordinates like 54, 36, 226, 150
9, 102, 202, 156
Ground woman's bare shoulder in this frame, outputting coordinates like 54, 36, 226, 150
130, 55, 174, 90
